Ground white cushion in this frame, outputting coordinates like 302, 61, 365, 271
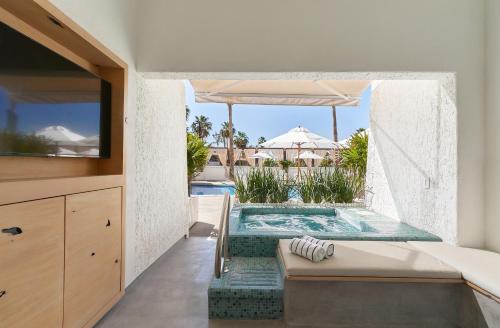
279, 239, 461, 279
408, 241, 500, 299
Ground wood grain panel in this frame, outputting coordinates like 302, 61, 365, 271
0, 157, 99, 181
0, 175, 123, 206
0, 197, 64, 328
0, 0, 125, 68
64, 188, 122, 328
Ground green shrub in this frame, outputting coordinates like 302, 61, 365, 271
297, 171, 324, 203
235, 168, 292, 203
322, 168, 358, 203
187, 133, 209, 194
292, 159, 307, 167
319, 155, 334, 167
296, 168, 361, 204
297, 173, 314, 203
235, 167, 361, 204
279, 159, 293, 171
340, 129, 368, 187
263, 158, 278, 167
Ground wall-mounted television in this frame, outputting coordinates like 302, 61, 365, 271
0, 21, 111, 158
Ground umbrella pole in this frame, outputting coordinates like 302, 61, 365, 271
297, 144, 301, 182
332, 105, 338, 142
227, 103, 235, 179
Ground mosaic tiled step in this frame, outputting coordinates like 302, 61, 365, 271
208, 257, 283, 320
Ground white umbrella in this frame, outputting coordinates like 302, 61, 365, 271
260, 126, 339, 149
249, 152, 274, 160
260, 126, 337, 179
293, 150, 323, 160
250, 151, 276, 167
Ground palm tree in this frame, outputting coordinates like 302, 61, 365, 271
220, 121, 235, 148
257, 136, 266, 147
191, 115, 212, 140
234, 131, 249, 150
212, 132, 223, 147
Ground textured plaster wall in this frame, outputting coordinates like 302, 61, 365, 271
49, 0, 142, 286
366, 80, 457, 244
136, 0, 485, 247
485, 0, 500, 252
50, 1, 190, 285
133, 76, 189, 281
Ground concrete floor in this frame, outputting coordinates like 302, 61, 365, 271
95, 236, 285, 328
195, 195, 234, 228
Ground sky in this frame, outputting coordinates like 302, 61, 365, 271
185, 81, 371, 146
0, 88, 101, 137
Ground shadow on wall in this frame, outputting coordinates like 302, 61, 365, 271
366, 79, 457, 244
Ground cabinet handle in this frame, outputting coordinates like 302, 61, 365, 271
106, 219, 111, 227
1, 227, 22, 236
0, 290, 6, 298
91, 252, 96, 257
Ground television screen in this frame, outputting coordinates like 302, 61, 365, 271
0, 21, 111, 158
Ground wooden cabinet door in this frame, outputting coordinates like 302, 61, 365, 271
0, 197, 64, 328
64, 188, 122, 328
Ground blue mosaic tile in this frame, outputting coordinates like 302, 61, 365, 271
208, 257, 283, 320
228, 204, 441, 257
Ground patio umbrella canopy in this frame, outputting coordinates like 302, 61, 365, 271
260, 126, 339, 149
249, 152, 275, 160
293, 150, 323, 160
190, 80, 371, 107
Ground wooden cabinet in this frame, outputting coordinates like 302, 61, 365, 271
0, 197, 65, 328
64, 188, 122, 328
0, 188, 123, 328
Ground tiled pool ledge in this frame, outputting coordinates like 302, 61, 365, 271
228, 203, 441, 257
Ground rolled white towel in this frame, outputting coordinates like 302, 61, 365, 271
289, 238, 326, 262
301, 235, 335, 258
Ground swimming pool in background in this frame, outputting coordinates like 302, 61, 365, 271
191, 183, 235, 196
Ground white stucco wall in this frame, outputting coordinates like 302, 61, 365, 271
193, 166, 228, 181
136, 0, 485, 248
49, 1, 190, 285
366, 80, 457, 244
485, 0, 500, 252
49, 0, 141, 286
133, 77, 189, 281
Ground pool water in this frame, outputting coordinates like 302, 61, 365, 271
241, 212, 360, 233
191, 184, 235, 196
229, 205, 441, 257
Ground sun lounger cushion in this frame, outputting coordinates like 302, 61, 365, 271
278, 240, 461, 279
408, 241, 500, 299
